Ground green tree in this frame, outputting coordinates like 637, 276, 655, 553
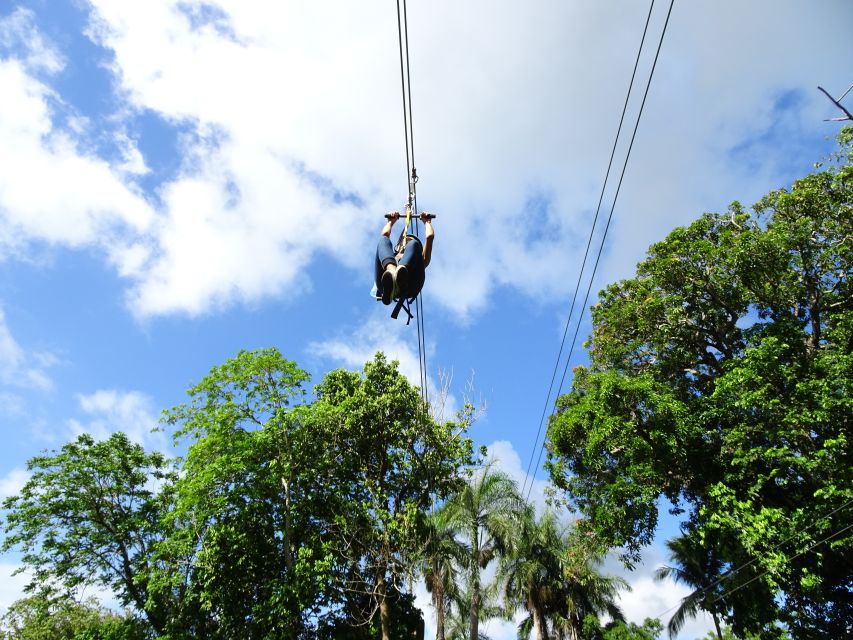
309, 353, 474, 640
1, 433, 174, 635
498, 507, 561, 640
158, 348, 327, 639
653, 532, 727, 640
421, 504, 466, 640
551, 533, 627, 640
602, 618, 663, 640
442, 463, 525, 640
498, 507, 625, 640
547, 130, 853, 637
0, 593, 150, 640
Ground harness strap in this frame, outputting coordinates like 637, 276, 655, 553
390, 296, 415, 324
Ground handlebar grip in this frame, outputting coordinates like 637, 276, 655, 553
384, 213, 437, 219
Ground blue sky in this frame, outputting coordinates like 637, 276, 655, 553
1, 1, 851, 637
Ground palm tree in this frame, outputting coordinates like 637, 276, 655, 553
554, 549, 627, 640
442, 462, 525, 640
654, 532, 727, 640
498, 506, 560, 640
445, 580, 503, 640
499, 509, 627, 640
421, 505, 466, 640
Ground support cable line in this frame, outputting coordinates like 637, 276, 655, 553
520, 0, 657, 499
524, 0, 675, 502
395, 0, 429, 409
651, 497, 853, 623
706, 521, 853, 608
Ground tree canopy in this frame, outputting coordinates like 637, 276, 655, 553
3, 350, 476, 640
547, 130, 853, 638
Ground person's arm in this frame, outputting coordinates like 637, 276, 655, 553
420, 212, 435, 266
381, 211, 400, 237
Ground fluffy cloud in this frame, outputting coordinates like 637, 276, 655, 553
2, 1, 851, 320
0, 467, 29, 501
307, 312, 451, 405
0, 306, 54, 390
0, 563, 31, 613
67, 389, 168, 453
0, 8, 154, 259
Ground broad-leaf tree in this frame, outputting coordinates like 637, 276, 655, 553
310, 353, 475, 640
159, 348, 327, 638
547, 130, 853, 637
1, 432, 174, 636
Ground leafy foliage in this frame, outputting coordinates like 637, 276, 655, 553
0, 594, 150, 640
1, 433, 174, 635
498, 508, 626, 640
442, 463, 525, 640
2, 350, 475, 639
547, 130, 853, 637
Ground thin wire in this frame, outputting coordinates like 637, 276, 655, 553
707, 522, 853, 608
396, 0, 429, 410
652, 497, 853, 622
520, 0, 657, 499
395, 0, 411, 188
526, 0, 675, 502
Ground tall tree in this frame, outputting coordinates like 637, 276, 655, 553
309, 353, 475, 640
653, 533, 727, 640
1, 433, 174, 636
159, 348, 327, 639
442, 463, 525, 640
546, 129, 853, 637
421, 504, 466, 640
498, 507, 561, 640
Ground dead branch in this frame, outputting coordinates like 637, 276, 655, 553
818, 84, 853, 121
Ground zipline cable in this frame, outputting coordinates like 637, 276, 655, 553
396, 0, 429, 410
706, 522, 853, 609
520, 0, 657, 498
525, 0, 675, 502
651, 497, 853, 623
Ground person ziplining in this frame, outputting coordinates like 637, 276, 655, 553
373, 209, 435, 321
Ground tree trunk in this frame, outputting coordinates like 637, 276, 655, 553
282, 476, 294, 570
712, 612, 723, 640
434, 578, 446, 640
470, 581, 480, 640
378, 573, 392, 640
531, 596, 548, 640
470, 527, 480, 640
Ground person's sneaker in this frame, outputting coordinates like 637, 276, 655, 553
395, 264, 409, 298
381, 270, 394, 305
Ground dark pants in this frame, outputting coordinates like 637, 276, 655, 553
375, 236, 425, 299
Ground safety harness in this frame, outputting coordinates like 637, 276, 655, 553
389, 204, 418, 324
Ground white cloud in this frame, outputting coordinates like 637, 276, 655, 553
0, 7, 63, 73
2, 1, 850, 320
67, 389, 168, 453
0, 468, 29, 501
486, 439, 550, 515
308, 312, 442, 396
0, 562, 30, 613
0, 306, 54, 390
0, 9, 154, 259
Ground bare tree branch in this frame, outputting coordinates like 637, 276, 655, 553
818, 85, 853, 121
